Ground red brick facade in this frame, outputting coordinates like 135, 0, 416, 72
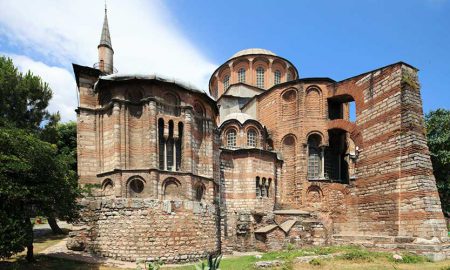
74, 46, 448, 261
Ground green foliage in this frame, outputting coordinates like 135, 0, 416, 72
136, 259, 163, 270
195, 254, 222, 270
338, 249, 374, 262
285, 243, 295, 251
387, 252, 431, 264
0, 128, 80, 259
0, 202, 30, 258
0, 56, 52, 131
425, 109, 450, 214
309, 258, 322, 266
0, 57, 81, 259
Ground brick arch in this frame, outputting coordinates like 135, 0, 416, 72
305, 185, 323, 208
281, 134, 297, 204
305, 86, 323, 118
281, 88, 298, 119
306, 130, 325, 146
102, 178, 114, 197
221, 124, 239, 147
327, 119, 363, 147
126, 175, 146, 198
307, 185, 324, 196
193, 181, 206, 201
162, 177, 182, 200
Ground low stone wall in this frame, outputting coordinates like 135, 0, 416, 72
79, 198, 219, 263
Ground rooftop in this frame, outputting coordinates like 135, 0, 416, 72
230, 48, 276, 59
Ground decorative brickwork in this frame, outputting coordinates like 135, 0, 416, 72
73, 37, 448, 261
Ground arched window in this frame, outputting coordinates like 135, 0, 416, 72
223, 75, 230, 91
307, 134, 323, 179
274, 70, 281, 85
166, 120, 174, 171
238, 68, 246, 83
261, 178, 267, 197
102, 179, 114, 197
256, 67, 265, 88
287, 72, 292, 81
266, 178, 271, 197
128, 178, 144, 198
247, 129, 257, 148
195, 185, 204, 202
256, 176, 261, 197
158, 118, 165, 170
163, 178, 181, 200
226, 129, 237, 148
176, 122, 183, 171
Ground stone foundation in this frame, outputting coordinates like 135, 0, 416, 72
78, 198, 219, 263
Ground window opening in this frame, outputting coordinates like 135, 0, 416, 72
256, 67, 265, 88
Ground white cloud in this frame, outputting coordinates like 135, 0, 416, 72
4, 53, 78, 122
0, 0, 217, 122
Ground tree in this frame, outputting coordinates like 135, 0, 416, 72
40, 120, 78, 234
0, 128, 80, 261
0, 56, 52, 130
425, 109, 450, 215
0, 56, 80, 261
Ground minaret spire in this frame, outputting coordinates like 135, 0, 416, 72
97, 2, 114, 74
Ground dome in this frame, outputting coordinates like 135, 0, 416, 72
220, 112, 256, 126
229, 48, 277, 59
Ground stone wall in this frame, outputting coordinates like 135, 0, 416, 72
80, 198, 219, 263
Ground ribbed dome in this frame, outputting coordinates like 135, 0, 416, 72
230, 48, 276, 59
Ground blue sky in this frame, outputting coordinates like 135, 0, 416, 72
166, 0, 450, 113
0, 0, 448, 121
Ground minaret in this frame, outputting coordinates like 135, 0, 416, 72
97, 5, 114, 74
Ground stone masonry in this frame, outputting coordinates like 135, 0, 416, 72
72, 11, 449, 263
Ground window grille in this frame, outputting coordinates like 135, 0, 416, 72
227, 130, 236, 148
223, 75, 230, 91
307, 135, 322, 179
247, 129, 257, 147
274, 70, 281, 85
256, 67, 265, 88
238, 68, 246, 83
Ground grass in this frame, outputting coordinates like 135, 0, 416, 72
166, 245, 450, 270
1, 232, 449, 270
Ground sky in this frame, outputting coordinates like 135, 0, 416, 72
0, 0, 449, 122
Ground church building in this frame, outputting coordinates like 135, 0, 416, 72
72, 9, 449, 262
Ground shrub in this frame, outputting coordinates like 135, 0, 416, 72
391, 252, 430, 264
338, 249, 374, 262
136, 260, 163, 270
309, 258, 322, 266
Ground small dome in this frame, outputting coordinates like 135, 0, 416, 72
230, 48, 276, 59
220, 112, 256, 126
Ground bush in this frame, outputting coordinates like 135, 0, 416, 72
136, 260, 163, 270
389, 252, 430, 264
338, 249, 374, 262
309, 258, 322, 266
